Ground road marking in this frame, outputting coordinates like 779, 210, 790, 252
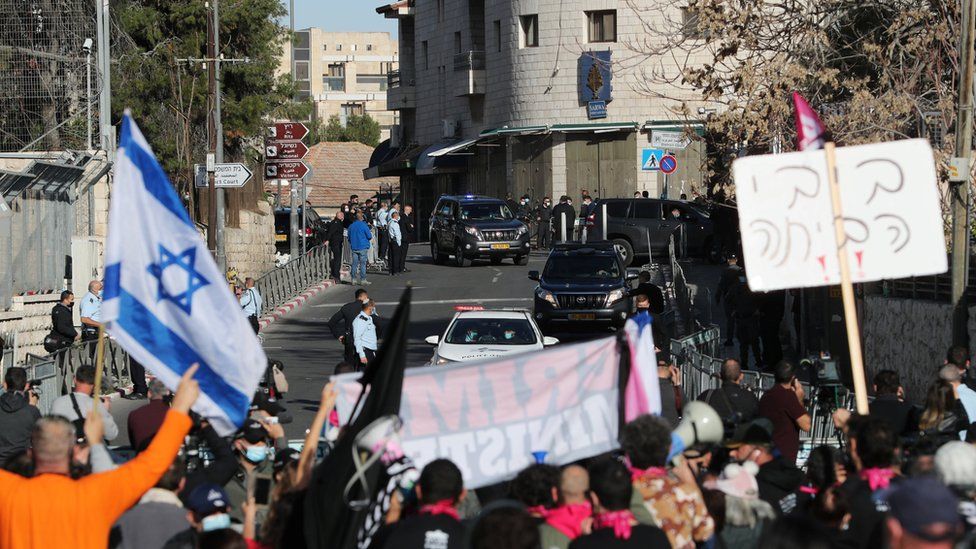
312, 297, 532, 307
491, 267, 501, 284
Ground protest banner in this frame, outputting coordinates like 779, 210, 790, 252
734, 138, 947, 413
334, 336, 623, 488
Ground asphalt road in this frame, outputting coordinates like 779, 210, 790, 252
262, 244, 553, 438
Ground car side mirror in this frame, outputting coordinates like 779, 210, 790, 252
543, 336, 559, 346
626, 268, 640, 281
528, 270, 540, 281
425, 335, 440, 345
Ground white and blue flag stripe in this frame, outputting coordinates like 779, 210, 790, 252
102, 113, 266, 435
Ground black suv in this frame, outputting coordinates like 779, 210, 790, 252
274, 206, 328, 254
529, 242, 639, 332
429, 195, 532, 267
588, 198, 719, 266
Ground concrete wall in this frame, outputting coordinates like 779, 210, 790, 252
862, 295, 976, 404
0, 294, 61, 363
223, 199, 276, 280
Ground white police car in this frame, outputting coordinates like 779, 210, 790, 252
425, 307, 559, 365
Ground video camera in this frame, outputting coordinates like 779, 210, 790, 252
27, 380, 42, 397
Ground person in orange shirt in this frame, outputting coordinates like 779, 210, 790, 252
0, 365, 201, 549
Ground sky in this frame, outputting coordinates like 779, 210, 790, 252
290, 0, 398, 36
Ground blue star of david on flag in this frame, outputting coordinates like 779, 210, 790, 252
100, 112, 266, 436
147, 245, 210, 314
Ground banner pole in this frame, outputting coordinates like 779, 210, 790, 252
92, 325, 107, 415
824, 141, 869, 414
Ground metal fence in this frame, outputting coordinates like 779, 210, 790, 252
668, 236, 698, 337
19, 336, 132, 412
255, 245, 331, 316
670, 326, 854, 454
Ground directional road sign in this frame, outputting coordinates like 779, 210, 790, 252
267, 122, 309, 141
193, 163, 254, 188
265, 141, 309, 160
660, 154, 678, 175
265, 160, 309, 180
651, 130, 691, 150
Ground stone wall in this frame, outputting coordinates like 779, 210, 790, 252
0, 294, 62, 364
862, 296, 976, 403
224, 199, 276, 280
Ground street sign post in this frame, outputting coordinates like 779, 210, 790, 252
264, 160, 309, 180
194, 163, 253, 188
641, 148, 664, 171
265, 141, 309, 160
660, 154, 678, 175
651, 131, 691, 150
267, 122, 309, 141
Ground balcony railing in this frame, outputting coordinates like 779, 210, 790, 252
387, 69, 416, 89
323, 76, 345, 92
453, 50, 486, 71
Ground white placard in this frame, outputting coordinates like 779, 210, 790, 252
733, 139, 947, 291
651, 130, 691, 150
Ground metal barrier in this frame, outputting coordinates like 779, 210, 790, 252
255, 245, 332, 316
21, 353, 59, 414
668, 237, 698, 337
50, 338, 133, 396
670, 326, 853, 451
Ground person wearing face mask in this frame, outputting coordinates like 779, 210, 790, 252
46, 290, 78, 353
465, 329, 480, 343
224, 417, 287, 529
184, 483, 235, 535
80, 280, 103, 358
503, 328, 517, 341
536, 197, 553, 249
725, 418, 804, 515
329, 289, 371, 364
0, 367, 41, 464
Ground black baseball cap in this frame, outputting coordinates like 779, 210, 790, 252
725, 418, 774, 448
237, 418, 267, 444
274, 447, 301, 474
888, 477, 961, 542
251, 391, 286, 416
185, 483, 229, 515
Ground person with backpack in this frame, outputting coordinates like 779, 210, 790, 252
50, 365, 119, 442
696, 358, 759, 428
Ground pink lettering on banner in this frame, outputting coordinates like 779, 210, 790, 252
402, 367, 490, 437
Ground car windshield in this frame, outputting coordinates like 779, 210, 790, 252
460, 203, 513, 220
445, 318, 537, 345
543, 255, 620, 280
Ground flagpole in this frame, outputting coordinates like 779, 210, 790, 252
92, 325, 107, 415
824, 141, 869, 414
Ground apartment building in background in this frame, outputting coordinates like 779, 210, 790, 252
366, 0, 720, 237
281, 30, 400, 140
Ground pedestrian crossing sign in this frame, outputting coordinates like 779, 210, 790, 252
641, 148, 665, 171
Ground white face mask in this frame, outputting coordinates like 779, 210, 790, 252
201, 513, 231, 532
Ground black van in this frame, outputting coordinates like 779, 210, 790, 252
274, 206, 328, 254
429, 195, 532, 266
529, 241, 639, 332
588, 198, 719, 266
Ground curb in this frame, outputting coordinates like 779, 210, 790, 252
258, 279, 336, 330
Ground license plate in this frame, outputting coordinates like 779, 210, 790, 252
275, 234, 287, 242
569, 313, 596, 320
490, 243, 510, 250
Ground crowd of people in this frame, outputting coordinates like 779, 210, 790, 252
328, 195, 416, 285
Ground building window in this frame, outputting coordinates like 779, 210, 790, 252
336, 44, 342, 51
520, 14, 538, 48
324, 63, 345, 92
323, 44, 328, 51
356, 74, 389, 91
367, 44, 373, 51
341, 103, 365, 119
494, 20, 501, 52
352, 44, 358, 52
681, 7, 704, 39
437, 0, 444, 22
586, 10, 616, 43
422, 40, 429, 69
294, 61, 309, 80
455, 31, 462, 54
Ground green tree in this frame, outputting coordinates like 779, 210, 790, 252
312, 114, 381, 147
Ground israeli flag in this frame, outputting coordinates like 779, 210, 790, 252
103, 113, 266, 435
623, 313, 662, 421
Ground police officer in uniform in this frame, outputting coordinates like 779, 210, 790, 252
80, 280, 103, 359
716, 254, 743, 346
352, 300, 379, 370
328, 289, 370, 364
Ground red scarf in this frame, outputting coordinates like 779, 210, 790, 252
526, 503, 592, 540
628, 465, 668, 482
419, 499, 459, 520
593, 510, 635, 540
860, 468, 895, 491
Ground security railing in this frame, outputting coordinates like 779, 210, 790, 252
20, 337, 133, 411
669, 236, 698, 336
255, 245, 332, 316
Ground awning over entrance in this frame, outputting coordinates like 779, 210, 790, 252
363, 140, 426, 179
551, 122, 639, 133
426, 137, 481, 158
642, 120, 706, 137
416, 141, 467, 175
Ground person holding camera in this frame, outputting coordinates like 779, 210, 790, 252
50, 364, 120, 442
697, 359, 759, 428
758, 360, 812, 464
0, 367, 41, 465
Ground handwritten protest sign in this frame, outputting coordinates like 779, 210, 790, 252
334, 336, 621, 488
733, 139, 947, 292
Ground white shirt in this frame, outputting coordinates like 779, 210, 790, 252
80, 291, 102, 324
240, 287, 262, 317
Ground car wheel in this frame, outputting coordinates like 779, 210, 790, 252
612, 239, 634, 267
454, 244, 470, 267
431, 240, 445, 265
513, 254, 528, 266
490, 256, 503, 265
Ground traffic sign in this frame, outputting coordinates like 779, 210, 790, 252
266, 141, 309, 160
193, 163, 254, 188
267, 122, 309, 141
641, 148, 665, 171
660, 154, 678, 175
265, 160, 309, 180
651, 130, 690, 150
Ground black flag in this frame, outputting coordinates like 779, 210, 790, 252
302, 287, 411, 548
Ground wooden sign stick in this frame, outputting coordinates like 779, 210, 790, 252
92, 325, 107, 415
824, 141, 870, 414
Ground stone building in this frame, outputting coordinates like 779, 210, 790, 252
367, 0, 718, 236
281, 30, 400, 140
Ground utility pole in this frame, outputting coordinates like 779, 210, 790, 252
213, 0, 227, 274
952, 0, 976, 347
206, 2, 218, 261
95, 0, 112, 157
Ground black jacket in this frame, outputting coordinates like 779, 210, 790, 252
757, 456, 804, 515
324, 218, 344, 246
536, 203, 553, 222
697, 382, 759, 425
869, 394, 919, 438
400, 213, 416, 243
328, 301, 363, 339
51, 302, 77, 340
179, 422, 238, 502
633, 283, 666, 315
0, 392, 40, 464
551, 203, 576, 236
717, 265, 743, 303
